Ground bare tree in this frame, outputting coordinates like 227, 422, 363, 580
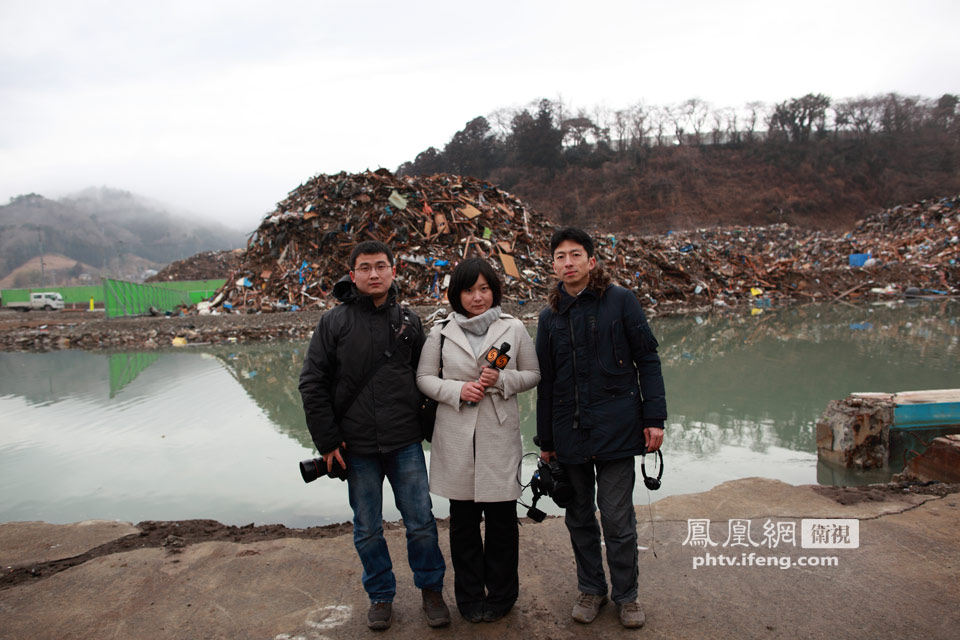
932, 93, 959, 140
592, 104, 613, 146
881, 93, 928, 136
683, 98, 711, 145
724, 107, 740, 145
628, 102, 651, 149
667, 104, 686, 145
710, 107, 729, 145
487, 106, 518, 141
650, 106, 668, 146
552, 94, 568, 133
613, 109, 630, 153
743, 101, 765, 143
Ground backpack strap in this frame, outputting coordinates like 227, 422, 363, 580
334, 305, 406, 422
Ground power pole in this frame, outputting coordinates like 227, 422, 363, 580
39, 231, 45, 289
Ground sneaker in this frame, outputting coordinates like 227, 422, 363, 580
571, 592, 608, 623
422, 589, 451, 627
367, 601, 392, 630
619, 599, 646, 628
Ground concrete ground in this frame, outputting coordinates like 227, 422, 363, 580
2, 478, 958, 640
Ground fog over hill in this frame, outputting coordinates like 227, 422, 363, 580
0, 188, 249, 284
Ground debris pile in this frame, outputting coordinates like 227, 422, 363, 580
207, 169, 553, 312
146, 250, 244, 283
588, 195, 959, 311
204, 178, 958, 316
853, 195, 960, 267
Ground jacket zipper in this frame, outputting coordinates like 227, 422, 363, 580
568, 313, 580, 429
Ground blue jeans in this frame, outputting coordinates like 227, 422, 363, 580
345, 442, 445, 602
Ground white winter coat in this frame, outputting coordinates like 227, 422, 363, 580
416, 314, 540, 501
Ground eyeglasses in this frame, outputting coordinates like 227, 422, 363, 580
354, 263, 392, 274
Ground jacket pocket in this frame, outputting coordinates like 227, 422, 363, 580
596, 319, 633, 375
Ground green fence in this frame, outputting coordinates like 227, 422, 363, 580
146, 279, 225, 304
102, 278, 193, 318
2, 280, 225, 308
1, 285, 103, 306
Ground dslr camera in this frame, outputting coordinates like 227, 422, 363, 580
299, 456, 348, 483
526, 458, 574, 522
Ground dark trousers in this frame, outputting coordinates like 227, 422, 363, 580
448, 499, 519, 614
563, 457, 639, 604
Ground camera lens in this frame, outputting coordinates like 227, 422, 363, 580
299, 458, 325, 483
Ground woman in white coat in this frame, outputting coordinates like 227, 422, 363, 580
416, 258, 540, 623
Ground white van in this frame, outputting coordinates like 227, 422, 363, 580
7, 292, 66, 311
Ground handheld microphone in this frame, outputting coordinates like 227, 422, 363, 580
466, 341, 512, 406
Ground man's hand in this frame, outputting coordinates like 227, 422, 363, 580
644, 427, 664, 452
478, 366, 500, 388
540, 450, 557, 463
460, 381, 485, 404
323, 443, 346, 473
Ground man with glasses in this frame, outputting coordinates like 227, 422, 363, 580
299, 241, 450, 630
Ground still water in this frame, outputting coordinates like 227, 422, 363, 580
1, 301, 958, 528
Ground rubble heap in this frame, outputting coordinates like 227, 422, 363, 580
853, 195, 960, 267
207, 180, 958, 315
147, 249, 244, 283
208, 169, 553, 312
586, 195, 959, 310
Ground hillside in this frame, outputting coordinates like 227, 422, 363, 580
398, 93, 960, 234
0, 188, 248, 285
0, 254, 103, 289
491, 143, 960, 235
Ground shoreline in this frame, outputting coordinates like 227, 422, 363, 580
1, 286, 955, 353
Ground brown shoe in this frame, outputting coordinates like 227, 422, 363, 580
571, 592, 608, 623
422, 589, 451, 627
619, 599, 646, 628
367, 601, 392, 630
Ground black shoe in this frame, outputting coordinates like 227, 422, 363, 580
422, 589, 451, 627
367, 601, 393, 630
482, 604, 512, 622
459, 605, 484, 623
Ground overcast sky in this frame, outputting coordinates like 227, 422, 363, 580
1, 0, 958, 231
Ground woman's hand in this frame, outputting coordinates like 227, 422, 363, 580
460, 381, 485, 404
478, 366, 500, 388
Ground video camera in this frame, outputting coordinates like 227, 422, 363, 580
525, 458, 574, 522
299, 456, 348, 483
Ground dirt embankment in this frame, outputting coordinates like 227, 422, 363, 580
0, 303, 535, 352
0, 308, 328, 352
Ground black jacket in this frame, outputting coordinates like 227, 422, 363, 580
535, 266, 667, 464
299, 277, 425, 456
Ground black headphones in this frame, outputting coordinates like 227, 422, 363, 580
641, 450, 663, 491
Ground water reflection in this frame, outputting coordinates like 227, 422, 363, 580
110, 353, 160, 397
0, 300, 957, 527
208, 344, 314, 450
658, 300, 960, 454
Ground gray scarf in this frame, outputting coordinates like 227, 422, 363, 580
452, 306, 502, 357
